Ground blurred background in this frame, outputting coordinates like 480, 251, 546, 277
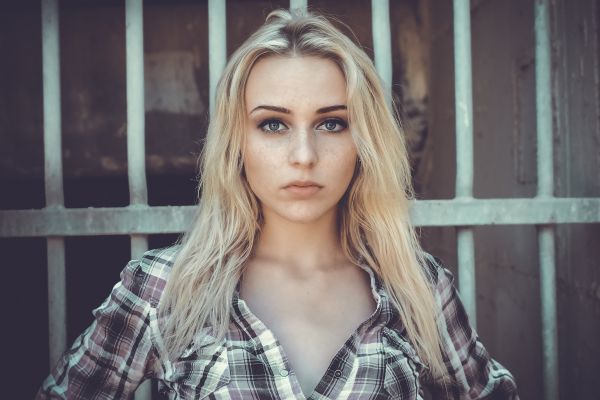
1, 0, 599, 399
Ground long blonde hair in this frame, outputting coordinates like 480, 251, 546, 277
158, 8, 448, 382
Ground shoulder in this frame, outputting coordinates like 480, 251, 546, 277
120, 244, 182, 308
421, 251, 456, 297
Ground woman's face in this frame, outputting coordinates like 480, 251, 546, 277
243, 55, 358, 225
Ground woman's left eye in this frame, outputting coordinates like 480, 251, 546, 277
317, 118, 347, 132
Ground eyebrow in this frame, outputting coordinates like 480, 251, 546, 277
249, 104, 347, 115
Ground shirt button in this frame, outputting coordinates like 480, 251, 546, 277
279, 368, 289, 377
333, 369, 342, 378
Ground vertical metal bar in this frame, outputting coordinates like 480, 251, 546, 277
456, 228, 476, 317
535, 0, 559, 398
42, 0, 67, 370
453, 0, 474, 199
290, 0, 308, 12
208, 0, 227, 115
453, 0, 476, 326
535, 1, 554, 200
538, 228, 557, 398
371, 0, 393, 104
46, 239, 66, 368
42, 1, 64, 208
131, 237, 148, 260
126, 0, 151, 398
126, 0, 147, 207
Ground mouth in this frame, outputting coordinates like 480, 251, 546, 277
283, 181, 323, 197
284, 180, 323, 188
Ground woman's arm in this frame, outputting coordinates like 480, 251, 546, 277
35, 256, 160, 399
424, 254, 520, 400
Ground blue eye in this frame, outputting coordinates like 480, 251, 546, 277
318, 118, 347, 133
257, 118, 348, 134
258, 119, 287, 133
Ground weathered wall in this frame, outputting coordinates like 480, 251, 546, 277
553, 0, 600, 397
423, 0, 600, 398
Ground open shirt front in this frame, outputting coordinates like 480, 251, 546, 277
37, 245, 519, 399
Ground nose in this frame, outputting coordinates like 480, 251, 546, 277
288, 128, 318, 168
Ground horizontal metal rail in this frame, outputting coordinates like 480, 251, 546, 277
1, 198, 598, 238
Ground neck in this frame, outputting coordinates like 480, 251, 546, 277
252, 208, 348, 272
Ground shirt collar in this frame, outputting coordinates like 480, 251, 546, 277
231, 262, 394, 341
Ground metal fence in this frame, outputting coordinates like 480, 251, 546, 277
1, 0, 599, 399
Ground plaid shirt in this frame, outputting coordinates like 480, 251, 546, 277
37, 245, 519, 399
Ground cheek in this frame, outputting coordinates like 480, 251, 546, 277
333, 146, 358, 183
242, 153, 260, 189
243, 140, 276, 190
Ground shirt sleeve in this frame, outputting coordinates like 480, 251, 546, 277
35, 258, 158, 400
424, 254, 520, 400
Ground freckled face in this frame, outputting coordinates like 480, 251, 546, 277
243, 55, 358, 225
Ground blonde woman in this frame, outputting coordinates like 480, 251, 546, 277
37, 9, 519, 399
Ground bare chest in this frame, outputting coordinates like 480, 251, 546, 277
239, 266, 376, 397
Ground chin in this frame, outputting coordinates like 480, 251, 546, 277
271, 205, 336, 225
283, 214, 326, 224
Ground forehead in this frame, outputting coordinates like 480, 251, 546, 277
245, 55, 347, 110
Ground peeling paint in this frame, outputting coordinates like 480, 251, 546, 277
145, 51, 204, 115
99, 156, 123, 172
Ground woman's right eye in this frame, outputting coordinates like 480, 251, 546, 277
258, 119, 287, 133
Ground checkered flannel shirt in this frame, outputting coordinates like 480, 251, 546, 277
36, 245, 519, 399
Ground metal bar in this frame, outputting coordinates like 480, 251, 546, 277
538, 227, 557, 399
289, 0, 307, 11
208, 0, 226, 115
535, 0, 559, 398
41, 0, 67, 370
453, 0, 474, 198
126, 0, 148, 206
132, 231, 150, 400
131, 235, 149, 260
46, 238, 66, 369
456, 229, 476, 326
42, 0, 64, 208
456, 228, 476, 317
1, 206, 192, 237
453, 0, 476, 325
456, 234, 476, 326
2, 199, 599, 237
535, 1, 554, 199
126, 1, 151, 398
410, 197, 600, 225
371, 0, 393, 104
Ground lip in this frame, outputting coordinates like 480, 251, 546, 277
283, 180, 323, 197
284, 180, 323, 188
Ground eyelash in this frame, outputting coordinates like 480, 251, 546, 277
257, 118, 348, 134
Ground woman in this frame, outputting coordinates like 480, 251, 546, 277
37, 9, 519, 399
